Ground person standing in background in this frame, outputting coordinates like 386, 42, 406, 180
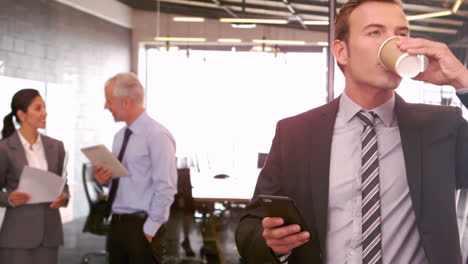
94, 72, 178, 264
0, 88, 69, 264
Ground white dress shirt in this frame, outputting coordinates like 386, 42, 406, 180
111, 112, 178, 236
326, 92, 427, 263
18, 131, 48, 171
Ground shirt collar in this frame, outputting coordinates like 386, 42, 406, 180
127, 111, 149, 134
18, 131, 43, 151
339, 91, 395, 127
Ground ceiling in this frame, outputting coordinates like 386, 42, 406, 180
117, 0, 468, 46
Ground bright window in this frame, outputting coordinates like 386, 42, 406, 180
145, 48, 327, 173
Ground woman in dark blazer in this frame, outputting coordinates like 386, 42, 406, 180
0, 89, 69, 264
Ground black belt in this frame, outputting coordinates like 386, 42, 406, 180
111, 212, 147, 222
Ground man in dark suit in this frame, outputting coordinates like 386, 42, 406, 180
235, 0, 468, 263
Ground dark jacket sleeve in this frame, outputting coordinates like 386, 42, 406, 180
235, 119, 323, 263
235, 123, 284, 264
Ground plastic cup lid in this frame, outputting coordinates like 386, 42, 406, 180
395, 54, 423, 78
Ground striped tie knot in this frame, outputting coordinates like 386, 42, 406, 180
357, 111, 375, 127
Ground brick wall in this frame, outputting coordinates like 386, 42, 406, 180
0, 0, 131, 220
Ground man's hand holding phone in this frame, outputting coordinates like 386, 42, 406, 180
262, 217, 310, 254
259, 195, 311, 255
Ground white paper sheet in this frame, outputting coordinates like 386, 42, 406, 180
0, 188, 5, 228
62, 151, 68, 178
17, 166, 66, 204
81, 144, 129, 178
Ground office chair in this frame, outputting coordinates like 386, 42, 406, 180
81, 163, 110, 263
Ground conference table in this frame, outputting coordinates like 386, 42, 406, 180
187, 168, 260, 263
190, 168, 260, 203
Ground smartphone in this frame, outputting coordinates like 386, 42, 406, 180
258, 194, 308, 231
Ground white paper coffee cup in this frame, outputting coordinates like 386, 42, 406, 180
378, 36, 428, 78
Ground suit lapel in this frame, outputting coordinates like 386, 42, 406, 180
306, 97, 340, 253
395, 95, 423, 221
305, 95, 423, 255
7, 132, 28, 168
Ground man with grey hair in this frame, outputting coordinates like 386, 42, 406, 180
94, 72, 177, 264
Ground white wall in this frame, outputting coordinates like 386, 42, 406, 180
56, 0, 133, 28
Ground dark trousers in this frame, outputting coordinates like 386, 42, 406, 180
107, 213, 166, 264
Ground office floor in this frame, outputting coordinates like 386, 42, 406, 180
59, 205, 243, 264
59, 204, 468, 264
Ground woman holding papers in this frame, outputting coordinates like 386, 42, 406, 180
0, 89, 69, 264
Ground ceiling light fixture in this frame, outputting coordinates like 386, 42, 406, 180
220, 18, 288, 24
173, 17, 205, 22
451, 0, 463, 13
407, 0, 463, 21
251, 46, 274, 52
155, 37, 206, 42
218, 38, 242, 43
158, 46, 180, 52
303, 20, 329, 25
407, 10, 453, 20
231, 23, 257, 29
252, 39, 306, 45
